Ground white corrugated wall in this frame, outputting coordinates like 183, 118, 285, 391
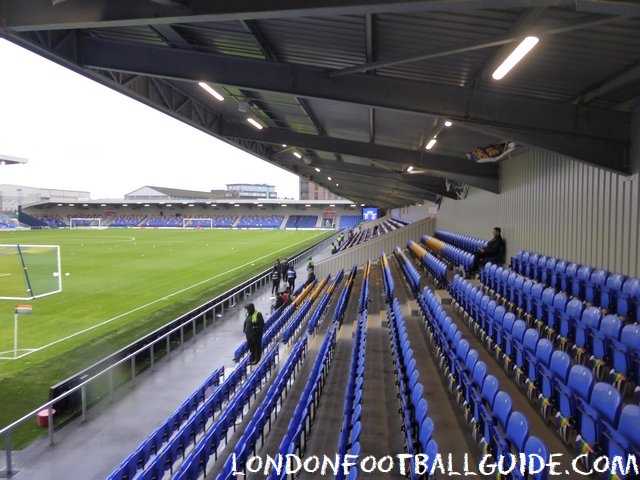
437, 149, 640, 278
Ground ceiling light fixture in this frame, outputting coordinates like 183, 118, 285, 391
247, 117, 263, 130
426, 138, 437, 150
444, 120, 453, 127
314, 167, 321, 172
293, 152, 302, 159
492, 36, 539, 80
198, 82, 224, 101
406, 165, 414, 173
327, 176, 332, 181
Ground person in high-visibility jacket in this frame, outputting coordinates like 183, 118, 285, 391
243, 303, 265, 365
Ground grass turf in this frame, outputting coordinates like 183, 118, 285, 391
0, 228, 331, 447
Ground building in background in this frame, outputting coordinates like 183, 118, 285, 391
226, 184, 278, 199
0, 184, 90, 211
299, 178, 344, 201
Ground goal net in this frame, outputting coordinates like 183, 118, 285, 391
183, 218, 213, 229
0, 244, 62, 300
69, 217, 102, 229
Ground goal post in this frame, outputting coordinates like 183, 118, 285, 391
69, 217, 102, 229
0, 244, 62, 300
182, 217, 214, 229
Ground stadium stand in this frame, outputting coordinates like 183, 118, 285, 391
236, 215, 284, 229
8, 226, 640, 480
284, 215, 318, 229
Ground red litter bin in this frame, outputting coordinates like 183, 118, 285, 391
36, 408, 56, 428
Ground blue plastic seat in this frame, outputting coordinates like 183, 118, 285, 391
527, 338, 553, 400
609, 323, 639, 383
575, 382, 622, 458
585, 269, 608, 306
574, 266, 593, 300
499, 268, 511, 299
617, 277, 640, 323
514, 328, 539, 383
538, 349, 571, 421
513, 275, 526, 310
549, 291, 569, 339
486, 305, 505, 350
517, 251, 530, 275
573, 307, 602, 361
504, 319, 527, 371
601, 273, 625, 314
564, 263, 580, 295
526, 283, 543, 325
523, 436, 549, 480
601, 404, 640, 479
505, 411, 530, 453
589, 314, 623, 377
492, 390, 513, 430
552, 259, 568, 291
538, 286, 557, 334
535, 255, 548, 283
554, 365, 594, 443
542, 257, 556, 286
525, 253, 538, 280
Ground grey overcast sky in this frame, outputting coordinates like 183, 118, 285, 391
0, 39, 301, 199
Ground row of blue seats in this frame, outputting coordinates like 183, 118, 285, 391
381, 254, 394, 303
434, 229, 488, 254
281, 297, 314, 344
358, 260, 371, 313
308, 270, 345, 333
511, 251, 640, 323
336, 305, 368, 480
393, 246, 421, 293
106, 366, 226, 480
115, 349, 276, 480
284, 215, 318, 228
475, 266, 640, 397
450, 276, 640, 478
407, 240, 448, 287
381, 254, 439, 478
167, 347, 277, 480
334, 266, 357, 323
268, 322, 338, 480
421, 234, 476, 275
334, 262, 367, 480
214, 337, 308, 479
416, 285, 550, 480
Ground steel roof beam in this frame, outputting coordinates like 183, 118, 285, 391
0, 1, 606, 32
225, 124, 497, 178
77, 39, 629, 172
572, 62, 640, 106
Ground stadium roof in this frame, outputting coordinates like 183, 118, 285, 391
1, 1, 638, 208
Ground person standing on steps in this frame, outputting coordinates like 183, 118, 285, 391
243, 303, 264, 365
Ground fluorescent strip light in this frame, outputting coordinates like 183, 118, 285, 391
247, 117, 263, 130
492, 36, 539, 80
425, 138, 437, 150
293, 152, 302, 159
198, 82, 224, 101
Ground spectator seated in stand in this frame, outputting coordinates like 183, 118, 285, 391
471, 227, 506, 274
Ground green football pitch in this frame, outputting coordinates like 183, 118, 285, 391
0, 228, 331, 444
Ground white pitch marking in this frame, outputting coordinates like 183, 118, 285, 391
22, 232, 327, 356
